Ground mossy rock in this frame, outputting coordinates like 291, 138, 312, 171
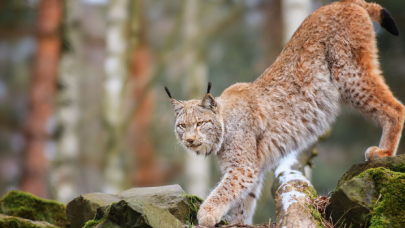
0, 213, 58, 228
67, 185, 203, 227
336, 154, 405, 189
0, 190, 70, 228
83, 200, 182, 228
82, 204, 115, 228
327, 156, 405, 228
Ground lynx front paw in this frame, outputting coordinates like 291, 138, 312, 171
197, 204, 222, 227
365, 147, 391, 161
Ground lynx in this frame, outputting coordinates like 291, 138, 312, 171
165, 0, 404, 226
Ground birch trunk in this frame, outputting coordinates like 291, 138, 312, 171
271, 149, 318, 228
182, 0, 210, 199
77, 3, 107, 193
20, 0, 63, 198
52, 0, 81, 203
103, 0, 130, 194
282, 0, 312, 44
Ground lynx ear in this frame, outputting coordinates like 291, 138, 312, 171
165, 86, 183, 116
201, 94, 217, 113
170, 98, 183, 116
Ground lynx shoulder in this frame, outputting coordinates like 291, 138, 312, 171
166, 0, 404, 226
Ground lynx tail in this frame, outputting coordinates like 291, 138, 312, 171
341, 0, 399, 36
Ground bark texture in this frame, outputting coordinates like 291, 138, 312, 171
271, 148, 319, 228
21, 0, 63, 198
127, 0, 163, 187
103, 0, 130, 194
53, 0, 81, 204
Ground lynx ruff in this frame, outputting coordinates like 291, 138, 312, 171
165, 0, 404, 226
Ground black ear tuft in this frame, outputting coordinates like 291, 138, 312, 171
165, 86, 172, 98
207, 82, 212, 94
381, 8, 399, 36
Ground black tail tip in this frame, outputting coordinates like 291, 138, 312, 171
381, 8, 399, 36
207, 82, 212, 94
165, 86, 172, 98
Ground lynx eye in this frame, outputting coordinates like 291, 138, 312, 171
179, 124, 186, 128
197, 121, 203, 126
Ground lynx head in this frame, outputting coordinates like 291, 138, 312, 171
165, 83, 224, 156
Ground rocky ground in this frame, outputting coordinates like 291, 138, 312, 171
0, 155, 404, 228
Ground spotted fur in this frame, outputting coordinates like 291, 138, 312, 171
167, 0, 404, 226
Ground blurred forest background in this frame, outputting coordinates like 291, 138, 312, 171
0, 0, 404, 224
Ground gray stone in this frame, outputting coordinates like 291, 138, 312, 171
67, 192, 120, 228
67, 185, 202, 228
117, 185, 196, 223
89, 200, 182, 228
112, 200, 182, 228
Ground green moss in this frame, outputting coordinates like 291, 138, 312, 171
0, 217, 44, 228
356, 167, 405, 228
0, 215, 58, 228
83, 204, 114, 228
303, 186, 318, 200
308, 205, 324, 228
303, 187, 324, 228
390, 164, 405, 173
0, 190, 70, 228
184, 195, 203, 225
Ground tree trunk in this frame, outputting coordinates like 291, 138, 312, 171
182, 0, 210, 199
102, 0, 130, 194
52, 0, 81, 204
282, 0, 312, 44
20, 0, 63, 198
126, 0, 163, 187
77, 2, 108, 193
262, 0, 283, 66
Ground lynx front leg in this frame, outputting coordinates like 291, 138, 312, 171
229, 174, 263, 225
197, 167, 260, 226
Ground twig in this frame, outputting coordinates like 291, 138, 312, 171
364, 218, 369, 228
334, 206, 360, 226
373, 194, 382, 208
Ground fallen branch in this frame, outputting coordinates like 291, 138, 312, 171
271, 145, 319, 228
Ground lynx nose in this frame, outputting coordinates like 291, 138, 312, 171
186, 139, 194, 144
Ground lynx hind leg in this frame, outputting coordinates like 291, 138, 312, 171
331, 28, 405, 160
229, 176, 263, 225
342, 65, 404, 160
347, 66, 405, 160
362, 89, 404, 161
